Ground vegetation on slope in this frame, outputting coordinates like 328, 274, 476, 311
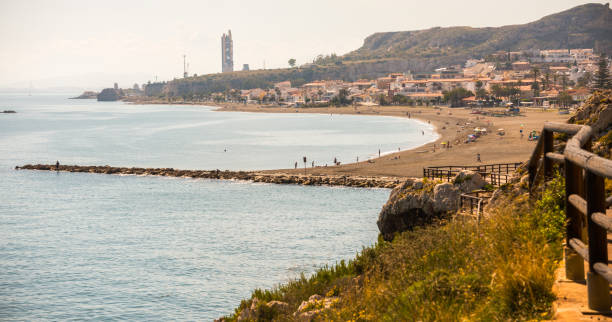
223, 171, 567, 321
345, 3, 612, 64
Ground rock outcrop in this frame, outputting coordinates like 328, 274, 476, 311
569, 89, 611, 137
293, 294, 339, 320
569, 89, 612, 157
377, 170, 486, 241
97, 88, 124, 101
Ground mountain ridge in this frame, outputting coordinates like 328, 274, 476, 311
345, 3, 611, 64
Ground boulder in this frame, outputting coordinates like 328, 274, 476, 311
432, 182, 459, 213
453, 170, 487, 193
266, 300, 289, 312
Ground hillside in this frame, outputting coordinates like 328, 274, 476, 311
146, 3, 611, 98
345, 3, 612, 65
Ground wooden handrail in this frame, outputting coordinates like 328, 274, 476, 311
569, 238, 589, 262
543, 122, 583, 134
568, 194, 587, 216
594, 263, 612, 284
592, 212, 612, 232
528, 121, 612, 311
546, 152, 565, 164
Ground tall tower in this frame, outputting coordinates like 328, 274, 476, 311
221, 30, 234, 73
183, 54, 188, 78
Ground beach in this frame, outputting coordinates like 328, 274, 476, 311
209, 103, 571, 178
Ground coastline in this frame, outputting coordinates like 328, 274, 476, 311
125, 99, 571, 178
209, 102, 572, 178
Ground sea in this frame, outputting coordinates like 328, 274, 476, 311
0, 93, 438, 320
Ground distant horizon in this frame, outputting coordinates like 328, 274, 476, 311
0, 0, 603, 91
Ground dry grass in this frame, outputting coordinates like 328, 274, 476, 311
225, 175, 566, 321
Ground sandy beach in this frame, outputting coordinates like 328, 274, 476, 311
127, 99, 571, 179
208, 102, 570, 178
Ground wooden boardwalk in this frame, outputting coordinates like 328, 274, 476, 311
423, 162, 522, 185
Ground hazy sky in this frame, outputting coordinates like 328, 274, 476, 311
0, 0, 603, 89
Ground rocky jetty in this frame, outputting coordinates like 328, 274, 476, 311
377, 170, 486, 241
16, 164, 401, 189
97, 88, 124, 101
2, 110, 16, 113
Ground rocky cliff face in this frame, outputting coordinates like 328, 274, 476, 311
377, 171, 486, 241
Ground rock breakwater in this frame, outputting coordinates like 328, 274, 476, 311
16, 164, 401, 189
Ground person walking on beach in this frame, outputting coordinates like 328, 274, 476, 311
477, 153, 481, 162
334, 157, 337, 165
294, 162, 297, 169
55, 160, 60, 171
378, 149, 381, 157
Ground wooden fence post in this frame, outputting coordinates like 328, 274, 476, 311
543, 129, 554, 179
585, 170, 610, 311
564, 160, 585, 281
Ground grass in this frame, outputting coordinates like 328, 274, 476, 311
224, 174, 566, 321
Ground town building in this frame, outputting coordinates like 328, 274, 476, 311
512, 61, 531, 71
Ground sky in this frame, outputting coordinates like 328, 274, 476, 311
0, 0, 603, 90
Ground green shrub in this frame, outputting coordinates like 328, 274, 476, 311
530, 172, 566, 243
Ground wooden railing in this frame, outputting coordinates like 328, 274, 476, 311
423, 162, 522, 186
459, 190, 491, 220
528, 122, 612, 311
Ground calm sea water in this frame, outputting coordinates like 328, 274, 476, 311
0, 94, 436, 320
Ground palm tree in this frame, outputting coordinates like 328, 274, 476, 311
531, 67, 540, 97
543, 70, 551, 90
